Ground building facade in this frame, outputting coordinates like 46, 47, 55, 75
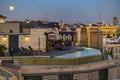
0, 23, 20, 33
80, 25, 120, 49
0, 15, 7, 23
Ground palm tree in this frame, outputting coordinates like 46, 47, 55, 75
0, 44, 7, 56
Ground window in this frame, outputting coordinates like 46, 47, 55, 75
9, 29, 13, 33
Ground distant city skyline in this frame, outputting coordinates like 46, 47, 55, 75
0, 0, 120, 24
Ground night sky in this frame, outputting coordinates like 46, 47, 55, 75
0, 0, 120, 24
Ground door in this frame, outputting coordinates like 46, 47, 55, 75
9, 35, 18, 56
99, 69, 108, 80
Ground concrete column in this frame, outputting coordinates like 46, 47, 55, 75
87, 28, 90, 47
108, 67, 118, 80
18, 70, 24, 80
88, 71, 99, 80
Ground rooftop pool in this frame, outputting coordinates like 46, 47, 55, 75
54, 47, 102, 59
14, 47, 102, 65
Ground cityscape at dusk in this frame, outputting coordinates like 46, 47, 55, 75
0, 0, 120, 24
0, 0, 120, 80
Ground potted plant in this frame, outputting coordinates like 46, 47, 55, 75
0, 44, 7, 56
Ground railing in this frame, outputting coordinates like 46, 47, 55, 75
14, 55, 102, 65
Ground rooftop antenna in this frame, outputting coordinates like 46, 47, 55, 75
97, 12, 101, 49
99, 12, 101, 23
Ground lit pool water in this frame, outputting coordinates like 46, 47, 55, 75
55, 47, 102, 59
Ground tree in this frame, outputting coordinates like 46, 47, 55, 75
113, 16, 118, 26
0, 44, 7, 56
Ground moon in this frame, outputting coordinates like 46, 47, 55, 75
9, 6, 14, 11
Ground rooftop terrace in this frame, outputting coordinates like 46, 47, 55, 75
13, 47, 102, 65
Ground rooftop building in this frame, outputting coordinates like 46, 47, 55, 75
0, 15, 7, 23
0, 16, 120, 80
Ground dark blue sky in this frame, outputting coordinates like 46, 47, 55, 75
0, 0, 120, 24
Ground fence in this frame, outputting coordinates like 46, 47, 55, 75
14, 55, 102, 65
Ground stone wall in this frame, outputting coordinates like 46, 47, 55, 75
80, 28, 88, 46
22, 68, 120, 80
43, 75, 58, 80
73, 71, 99, 80
109, 67, 117, 80
89, 28, 103, 49
0, 23, 20, 33
19, 28, 52, 52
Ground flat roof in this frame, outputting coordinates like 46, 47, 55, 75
0, 15, 7, 18
0, 33, 26, 35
